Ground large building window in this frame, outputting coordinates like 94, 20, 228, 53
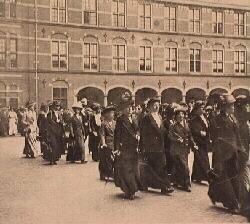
234, 50, 246, 74
113, 44, 126, 71
165, 47, 177, 72
0, 0, 5, 17
212, 11, 223, 34
189, 8, 200, 33
190, 49, 201, 73
164, 6, 176, 32
0, 81, 6, 107
53, 87, 67, 108
9, 0, 16, 18
10, 38, 17, 68
112, 0, 125, 27
0, 37, 5, 67
213, 50, 223, 73
83, 0, 97, 25
139, 3, 151, 30
84, 42, 98, 71
140, 46, 152, 72
234, 12, 245, 36
51, 0, 67, 23
52, 40, 67, 70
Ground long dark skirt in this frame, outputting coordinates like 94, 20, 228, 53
171, 153, 191, 188
208, 156, 240, 210
66, 136, 85, 162
46, 134, 62, 163
239, 166, 250, 217
99, 146, 114, 179
114, 153, 141, 197
191, 147, 210, 182
140, 152, 171, 190
89, 133, 100, 161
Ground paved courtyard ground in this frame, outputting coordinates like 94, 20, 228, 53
0, 137, 248, 224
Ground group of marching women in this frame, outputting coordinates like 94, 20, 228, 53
21, 92, 250, 217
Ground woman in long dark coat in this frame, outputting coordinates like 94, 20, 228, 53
168, 106, 197, 192
208, 94, 248, 214
46, 101, 64, 165
189, 101, 211, 183
37, 104, 48, 154
99, 106, 116, 180
66, 102, 87, 164
114, 97, 141, 200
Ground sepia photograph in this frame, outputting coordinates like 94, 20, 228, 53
0, 0, 249, 223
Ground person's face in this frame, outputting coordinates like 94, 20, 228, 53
197, 106, 205, 115
54, 105, 60, 111
122, 106, 131, 116
149, 102, 160, 113
29, 105, 34, 111
225, 104, 234, 115
176, 112, 185, 122
106, 111, 114, 120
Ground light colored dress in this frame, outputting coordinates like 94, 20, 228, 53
8, 111, 18, 135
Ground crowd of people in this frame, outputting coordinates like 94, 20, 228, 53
2, 91, 249, 218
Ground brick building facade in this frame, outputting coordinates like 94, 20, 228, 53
0, 0, 249, 108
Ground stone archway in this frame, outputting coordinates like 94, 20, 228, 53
161, 88, 182, 104
135, 88, 158, 105
186, 88, 206, 103
208, 88, 228, 105
107, 87, 132, 106
232, 88, 249, 98
77, 87, 104, 106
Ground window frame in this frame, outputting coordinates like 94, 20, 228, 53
9, 0, 16, 18
0, 0, 5, 18
83, 42, 98, 71
112, 0, 126, 28
165, 47, 178, 73
112, 44, 126, 72
234, 50, 246, 75
50, 0, 67, 23
189, 48, 201, 73
51, 39, 68, 71
82, 0, 98, 26
189, 8, 201, 34
9, 37, 17, 68
0, 36, 6, 68
234, 12, 245, 36
212, 10, 224, 35
139, 45, 153, 73
212, 49, 224, 74
164, 6, 177, 32
139, 3, 152, 30
52, 87, 68, 109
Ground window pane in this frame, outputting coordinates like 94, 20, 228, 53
59, 0, 65, 8
170, 7, 175, 18
165, 61, 170, 71
52, 0, 58, 7
145, 5, 151, 16
190, 61, 194, 72
196, 61, 200, 72
140, 59, 145, 71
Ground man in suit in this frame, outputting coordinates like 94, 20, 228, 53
189, 101, 211, 183
140, 98, 174, 195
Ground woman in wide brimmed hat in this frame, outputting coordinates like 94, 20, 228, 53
168, 106, 197, 192
208, 94, 249, 215
99, 106, 116, 180
189, 100, 211, 184
23, 101, 38, 158
113, 94, 141, 200
66, 102, 87, 164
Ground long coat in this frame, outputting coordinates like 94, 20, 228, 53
189, 115, 211, 181
208, 112, 248, 210
140, 113, 165, 153
46, 110, 64, 162
114, 114, 141, 196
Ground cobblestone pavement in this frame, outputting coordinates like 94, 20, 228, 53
0, 137, 248, 224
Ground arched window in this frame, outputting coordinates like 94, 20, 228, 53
213, 44, 224, 73
234, 45, 246, 75
112, 37, 126, 72
52, 80, 68, 108
140, 39, 153, 72
51, 33, 68, 70
165, 42, 178, 73
0, 32, 6, 68
0, 81, 6, 107
83, 36, 98, 71
190, 42, 202, 73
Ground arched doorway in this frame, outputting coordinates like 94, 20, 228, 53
161, 88, 182, 104
107, 87, 131, 106
232, 88, 249, 98
209, 88, 228, 95
208, 88, 228, 105
77, 87, 104, 106
186, 88, 206, 103
135, 88, 158, 105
